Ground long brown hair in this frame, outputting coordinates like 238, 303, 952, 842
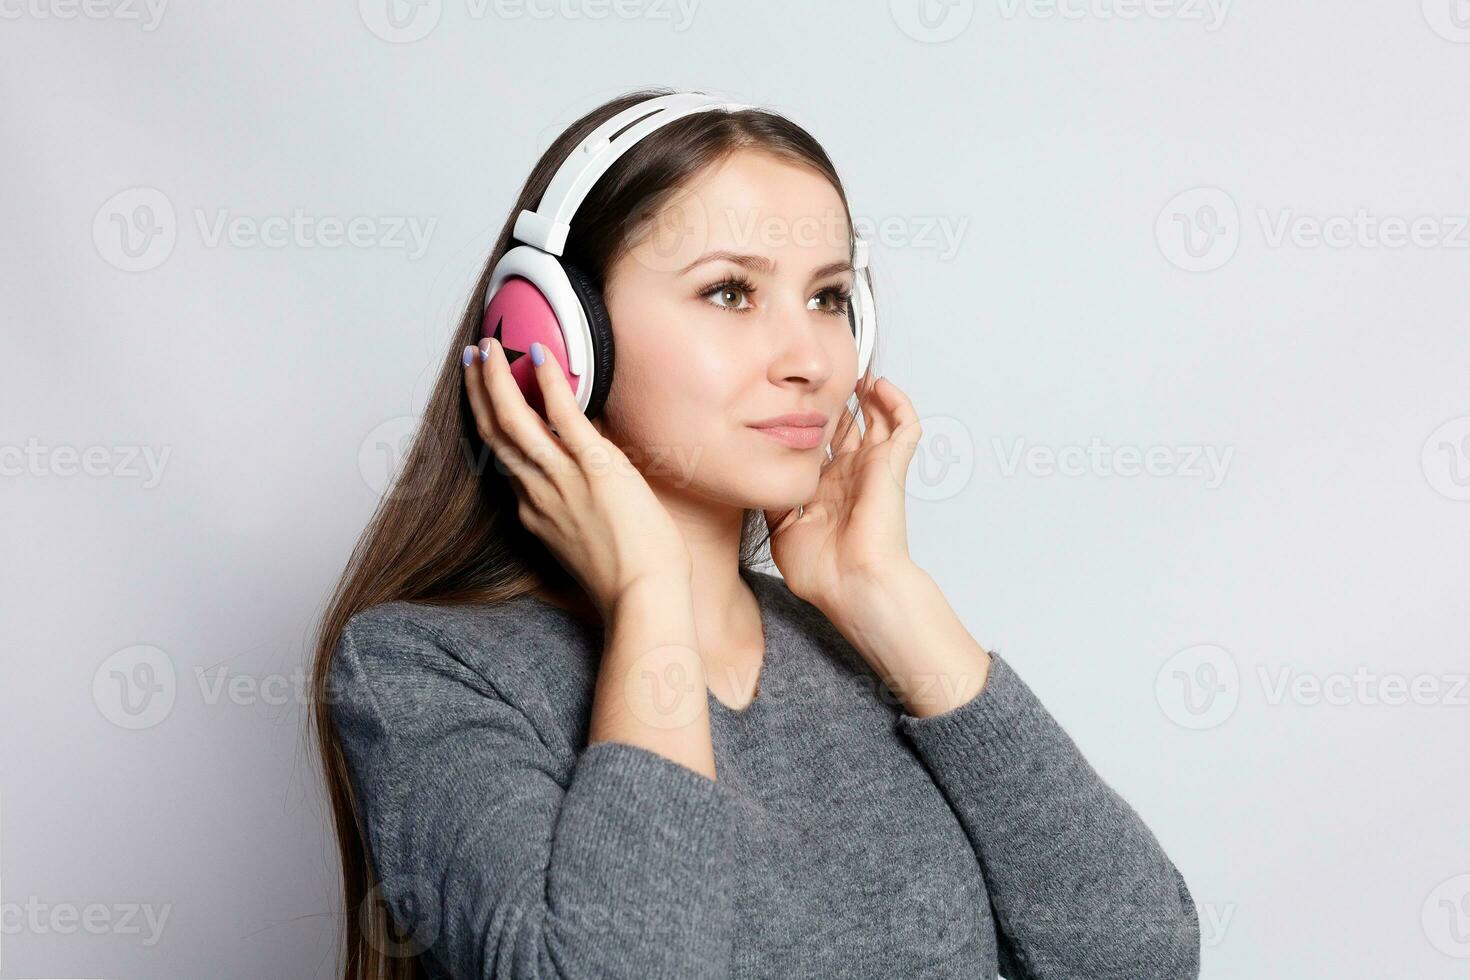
306, 86, 879, 979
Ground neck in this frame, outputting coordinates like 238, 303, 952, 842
532, 487, 762, 650
658, 487, 759, 644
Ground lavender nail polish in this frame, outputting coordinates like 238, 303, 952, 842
530, 341, 545, 367
463, 345, 476, 366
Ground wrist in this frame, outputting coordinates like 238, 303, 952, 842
826, 562, 993, 718
822, 559, 929, 624
605, 568, 694, 624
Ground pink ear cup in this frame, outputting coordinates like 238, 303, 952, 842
481, 276, 580, 418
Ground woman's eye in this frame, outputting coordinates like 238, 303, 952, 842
701, 280, 851, 316
702, 282, 754, 312
809, 287, 853, 317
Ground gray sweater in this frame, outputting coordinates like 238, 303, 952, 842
328, 566, 1200, 979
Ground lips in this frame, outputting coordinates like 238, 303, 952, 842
748, 412, 829, 429
747, 412, 828, 450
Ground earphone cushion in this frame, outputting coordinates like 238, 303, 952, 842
560, 260, 615, 420
850, 270, 874, 379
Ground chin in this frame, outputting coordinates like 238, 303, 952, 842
733, 466, 821, 512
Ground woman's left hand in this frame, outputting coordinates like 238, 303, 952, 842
763, 373, 925, 616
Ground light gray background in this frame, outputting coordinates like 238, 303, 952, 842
3, 1, 1468, 977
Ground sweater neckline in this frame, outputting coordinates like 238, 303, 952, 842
514, 566, 783, 719
706, 565, 780, 718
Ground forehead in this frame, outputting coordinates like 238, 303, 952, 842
624, 148, 852, 274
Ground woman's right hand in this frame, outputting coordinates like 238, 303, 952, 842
463, 337, 692, 620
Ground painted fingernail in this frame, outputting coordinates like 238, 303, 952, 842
479, 338, 492, 357
463, 345, 477, 366
530, 341, 545, 367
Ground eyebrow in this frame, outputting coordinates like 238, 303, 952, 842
679, 250, 853, 282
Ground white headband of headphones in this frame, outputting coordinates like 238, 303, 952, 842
511, 92, 870, 273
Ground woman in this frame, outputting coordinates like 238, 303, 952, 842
308, 86, 1200, 979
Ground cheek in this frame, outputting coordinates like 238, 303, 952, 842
604, 299, 747, 440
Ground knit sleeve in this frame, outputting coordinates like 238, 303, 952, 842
894, 650, 1200, 980
327, 608, 738, 980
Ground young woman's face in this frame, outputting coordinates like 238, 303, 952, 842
600, 149, 861, 511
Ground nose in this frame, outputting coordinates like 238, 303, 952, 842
764, 298, 837, 390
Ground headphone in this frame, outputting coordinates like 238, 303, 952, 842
481, 91, 877, 422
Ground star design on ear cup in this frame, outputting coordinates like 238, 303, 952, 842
489, 314, 526, 365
